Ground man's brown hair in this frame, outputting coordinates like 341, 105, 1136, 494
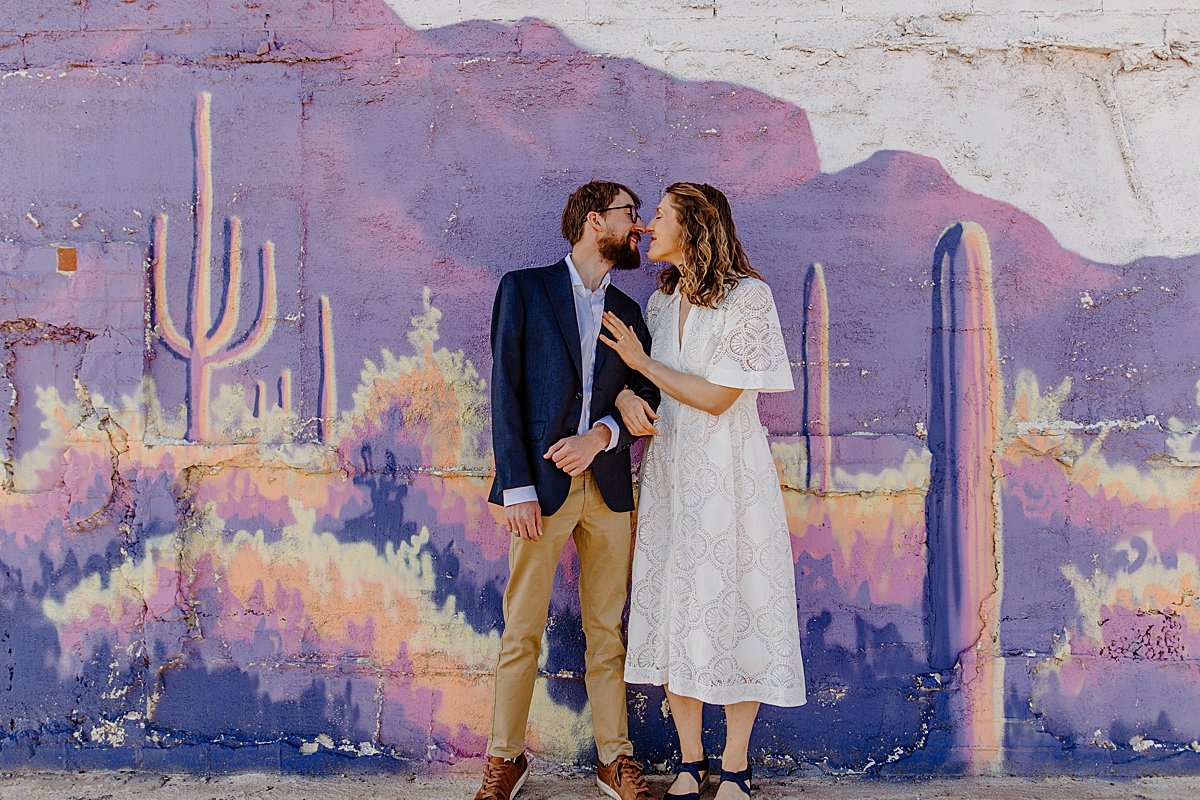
560, 180, 641, 244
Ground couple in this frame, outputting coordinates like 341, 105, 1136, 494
478, 181, 806, 800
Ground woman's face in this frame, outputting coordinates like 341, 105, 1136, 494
646, 194, 685, 266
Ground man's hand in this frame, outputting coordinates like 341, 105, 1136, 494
615, 388, 660, 436
544, 427, 608, 477
505, 500, 542, 541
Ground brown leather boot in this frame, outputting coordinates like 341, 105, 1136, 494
473, 753, 530, 800
596, 754, 656, 800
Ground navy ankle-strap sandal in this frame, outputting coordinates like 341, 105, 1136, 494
663, 755, 710, 800
718, 764, 752, 798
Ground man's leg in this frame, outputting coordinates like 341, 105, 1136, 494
487, 477, 584, 758
573, 471, 635, 765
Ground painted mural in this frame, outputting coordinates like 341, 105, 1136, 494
1, 0, 1199, 777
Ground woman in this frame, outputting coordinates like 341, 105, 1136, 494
599, 183, 806, 800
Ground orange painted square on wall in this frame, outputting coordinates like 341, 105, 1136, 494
57, 246, 77, 273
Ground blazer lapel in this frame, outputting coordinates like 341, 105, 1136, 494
542, 260, 583, 379
592, 285, 617, 380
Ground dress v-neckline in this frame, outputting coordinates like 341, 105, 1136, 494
675, 291, 692, 352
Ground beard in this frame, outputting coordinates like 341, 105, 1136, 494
599, 231, 642, 271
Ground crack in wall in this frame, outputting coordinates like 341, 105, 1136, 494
1092, 64, 1149, 209
69, 357, 138, 536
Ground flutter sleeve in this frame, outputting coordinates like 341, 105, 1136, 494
704, 279, 795, 392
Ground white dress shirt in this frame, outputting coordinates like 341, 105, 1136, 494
503, 255, 620, 506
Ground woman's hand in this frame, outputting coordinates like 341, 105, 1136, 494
600, 312, 651, 372
616, 388, 660, 436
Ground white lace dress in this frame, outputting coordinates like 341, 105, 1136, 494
624, 278, 807, 707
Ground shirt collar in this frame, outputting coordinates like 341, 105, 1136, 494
565, 254, 610, 294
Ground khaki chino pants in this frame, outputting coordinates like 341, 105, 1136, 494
487, 471, 634, 765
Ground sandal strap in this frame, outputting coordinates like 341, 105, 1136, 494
719, 765, 753, 796
663, 756, 710, 800
678, 756, 709, 783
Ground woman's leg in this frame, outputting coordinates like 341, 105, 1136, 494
715, 700, 760, 798
665, 687, 706, 794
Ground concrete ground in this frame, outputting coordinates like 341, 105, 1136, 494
0, 772, 1195, 800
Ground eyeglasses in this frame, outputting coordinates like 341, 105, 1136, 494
596, 204, 639, 223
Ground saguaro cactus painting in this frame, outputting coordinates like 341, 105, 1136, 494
151, 91, 279, 441
926, 222, 1004, 771
801, 261, 833, 492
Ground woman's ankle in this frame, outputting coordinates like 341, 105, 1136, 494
720, 753, 749, 772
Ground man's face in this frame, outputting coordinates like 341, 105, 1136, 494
597, 190, 643, 272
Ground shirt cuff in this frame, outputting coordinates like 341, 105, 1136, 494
594, 416, 619, 452
503, 486, 538, 506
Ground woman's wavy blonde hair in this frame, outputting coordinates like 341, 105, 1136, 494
656, 182, 763, 308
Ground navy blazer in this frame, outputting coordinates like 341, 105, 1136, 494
489, 260, 661, 516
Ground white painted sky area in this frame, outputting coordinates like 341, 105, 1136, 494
384, 1, 1200, 265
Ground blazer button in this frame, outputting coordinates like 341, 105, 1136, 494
575, 392, 583, 400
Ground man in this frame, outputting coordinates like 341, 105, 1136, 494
476, 181, 661, 800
